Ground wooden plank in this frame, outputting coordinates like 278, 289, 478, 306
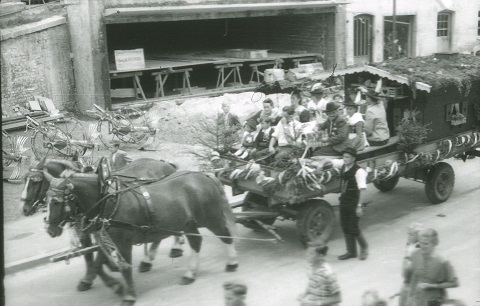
2, 114, 65, 131
110, 88, 136, 98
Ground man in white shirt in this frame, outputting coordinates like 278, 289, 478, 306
268, 106, 303, 159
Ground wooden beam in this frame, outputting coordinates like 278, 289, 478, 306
104, 5, 338, 24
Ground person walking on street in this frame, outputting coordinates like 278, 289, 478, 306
298, 241, 342, 306
401, 228, 459, 306
337, 147, 369, 260
108, 140, 132, 171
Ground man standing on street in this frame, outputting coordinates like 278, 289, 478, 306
338, 147, 369, 260
109, 140, 132, 171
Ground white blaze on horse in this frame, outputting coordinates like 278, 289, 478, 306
21, 158, 186, 292
44, 170, 239, 306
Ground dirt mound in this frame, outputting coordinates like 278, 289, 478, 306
146, 92, 291, 145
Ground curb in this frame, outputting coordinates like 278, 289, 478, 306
4, 247, 71, 276
5, 199, 246, 276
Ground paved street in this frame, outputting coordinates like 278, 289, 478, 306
3, 158, 480, 306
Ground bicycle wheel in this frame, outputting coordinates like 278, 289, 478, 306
31, 125, 72, 159
55, 116, 88, 156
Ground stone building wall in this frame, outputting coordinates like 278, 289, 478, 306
1, 18, 76, 115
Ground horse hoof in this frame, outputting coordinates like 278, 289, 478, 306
180, 276, 195, 285
225, 263, 239, 272
76, 281, 93, 292
169, 248, 183, 258
112, 283, 124, 296
138, 261, 152, 273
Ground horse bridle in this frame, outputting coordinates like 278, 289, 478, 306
25, 169, 49, 210
45, 181, 77, 226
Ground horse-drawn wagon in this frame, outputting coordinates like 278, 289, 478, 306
215, 54, 480, 245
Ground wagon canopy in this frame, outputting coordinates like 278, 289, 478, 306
316, 54, 480, 93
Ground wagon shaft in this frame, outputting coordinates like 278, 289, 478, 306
50, 245, 100, 263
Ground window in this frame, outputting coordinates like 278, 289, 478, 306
437, 13, 450, 37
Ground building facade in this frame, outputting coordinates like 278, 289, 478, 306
344, 0, 480, 65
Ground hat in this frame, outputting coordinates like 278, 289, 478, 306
223, 280, 247, 295
282, 105, 295, 116
324, 102, 340, 113
343, 99, 359, 108
342, 147, 357, 157
310, 87, 325, 95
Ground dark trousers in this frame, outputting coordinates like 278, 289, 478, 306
339, 203, 360, 236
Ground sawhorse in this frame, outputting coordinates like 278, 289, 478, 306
292, 56, 320, 68
249, 58, 284, 83
110, 71, 146, 100
152, 68, 193, 98
215, 63, 243, 89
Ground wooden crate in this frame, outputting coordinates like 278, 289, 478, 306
225, 49, 268, 59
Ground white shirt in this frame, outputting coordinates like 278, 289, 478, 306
272, 119, 303, 147
307, 98, 328, 123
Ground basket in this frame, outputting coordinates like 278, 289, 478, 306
264, 69, 285, 83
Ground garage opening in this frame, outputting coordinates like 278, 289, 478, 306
106, 13, 336, 103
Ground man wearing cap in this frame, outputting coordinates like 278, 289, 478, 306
337, 147, 369, 261
311, 102, 350, 157
364, 90, 390, 146
307, 86, 329, 123
108, 140, 132, 171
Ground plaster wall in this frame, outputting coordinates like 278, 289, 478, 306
0, 22, 75, 114
345, 0, 480, 65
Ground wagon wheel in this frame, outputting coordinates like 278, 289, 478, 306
54, 116, 88, 156
296, 199, 335, 246
425, 162, 455, 204
126, 107, 149, 146
373, 176, 400, 192
2, 131, 15, 168
31, 124, 72, 159
240, 192, 276, 230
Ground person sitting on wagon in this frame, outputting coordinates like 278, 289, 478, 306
250, 116, 274, 160
268, 106, 303, 160
311, 102, 350, 157
307, 86, 328, 124
344, 99, 369, 151
234, 119, 257, 159
364, 90, 390, 146
244, 98, 282, 128
291, 89, 311, 123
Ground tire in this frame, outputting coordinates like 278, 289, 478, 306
296, 200, 335, 246
373, 176, 400, 192
425, 162, 455, 204
240, 192, 276, 230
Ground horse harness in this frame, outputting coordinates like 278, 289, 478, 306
78, 171, 197, 236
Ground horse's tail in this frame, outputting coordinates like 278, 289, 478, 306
204, 172, 237, 237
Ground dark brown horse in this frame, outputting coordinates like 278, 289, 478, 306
22, 158, 183, 292
45, 170, 238, 306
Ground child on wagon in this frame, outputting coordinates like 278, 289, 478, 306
234, 119, 257, 159
250, 116, 274, 160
